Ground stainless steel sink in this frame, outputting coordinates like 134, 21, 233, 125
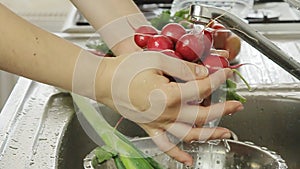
220, 84, 300, 169
56, 84, 300, 169
0, 79, 299, 169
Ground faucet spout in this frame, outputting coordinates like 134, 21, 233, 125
189, 4, 300, 80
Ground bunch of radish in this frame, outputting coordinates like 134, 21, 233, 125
134, 22, 251, 103
134, 23, 210, 62
134, 22, 244, 74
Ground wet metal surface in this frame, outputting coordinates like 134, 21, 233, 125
234, 40, 300, 85
0, 78, 74, 169
84, 138, 288, 169
221, 84, 300, 169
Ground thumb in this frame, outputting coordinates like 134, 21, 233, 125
157, 52, 209, 81
117, 51, 208, 82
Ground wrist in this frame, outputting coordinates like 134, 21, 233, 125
111, 37, 143, 56
95, 56, 120, 108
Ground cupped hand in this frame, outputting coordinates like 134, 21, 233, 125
96, 50, 244, 166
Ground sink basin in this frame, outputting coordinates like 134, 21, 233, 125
0, 79, 299, 169
57, 84, 300, 169
220, 84, 300, 169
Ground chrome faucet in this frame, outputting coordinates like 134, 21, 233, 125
189, 4, 300, 80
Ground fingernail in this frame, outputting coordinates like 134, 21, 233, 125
221, 132, 232, 139
184, 161, 193, 167
195, 66, 209, 77
236, 104, 244, 112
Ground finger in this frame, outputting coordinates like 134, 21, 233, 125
164, 144, 193, 166
150, 131, 193, 166
177, 100, 243, 125
210, 49, 229, 59
157, 52, 209, 81
179, 68, 233, 101
116, 51, 208, 84
202, 100, 244, 123
167, 122, 232, 143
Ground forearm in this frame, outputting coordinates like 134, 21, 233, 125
70, 0, 141, 30
70, 0, 145, 55
0, 4, 88, 91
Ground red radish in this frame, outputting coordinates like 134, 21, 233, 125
202, 52, 251, 90
202, 54, 229, 73
161, 23, 186, 43
175, 33, 205, 62
202, 29, 214, 58
134, 34, 153, 48
134, 25, 159, 48
147, 35, 174, 51
211, 22, 229, 49
211, 22, 226, 30
202, 54, 245, 73
135, 25, 158, 35
225, 34, 241, 61
161, 49, 183, 59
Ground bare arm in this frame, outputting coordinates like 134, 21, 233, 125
70, 0, 145, 55
0, 3, 99, 91
0, 1, 142, 97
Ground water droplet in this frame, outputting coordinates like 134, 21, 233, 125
9, 146, 18, 150
261, 147, 268, 150
39, 138, 47, 141
11, 139, 18, 142
223, 139, 231, 152
244, 141, 254, 145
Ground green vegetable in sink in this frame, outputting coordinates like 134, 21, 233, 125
92, 146, 117, 165
225, 79, 247, 103
72, 94, 165, 169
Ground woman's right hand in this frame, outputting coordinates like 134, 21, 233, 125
95, 50, 244, 166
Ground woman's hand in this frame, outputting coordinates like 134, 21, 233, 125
95, 51, 244, 166
0, 2, 242, 166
